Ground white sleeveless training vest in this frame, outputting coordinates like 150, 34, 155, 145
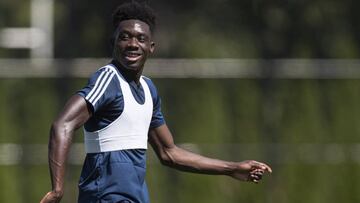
84, 65, 153, 153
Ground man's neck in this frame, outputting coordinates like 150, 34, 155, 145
112, 60, 142, 84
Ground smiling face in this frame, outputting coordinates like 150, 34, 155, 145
113, 19, 155, 73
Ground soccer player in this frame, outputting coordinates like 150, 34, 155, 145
40, 2, 272, 203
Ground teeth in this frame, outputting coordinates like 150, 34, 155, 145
126, 53, 139, 57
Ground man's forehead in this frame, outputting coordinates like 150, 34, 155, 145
117, 19, 150, 33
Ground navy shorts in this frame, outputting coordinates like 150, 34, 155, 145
78, 149, 149, 203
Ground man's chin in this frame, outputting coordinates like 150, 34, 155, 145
116, 59, 144, 72
123, 64, 141, 72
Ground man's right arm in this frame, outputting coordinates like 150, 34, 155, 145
40, 95, 91, 203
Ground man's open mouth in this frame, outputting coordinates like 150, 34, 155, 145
124, 52, 142, 62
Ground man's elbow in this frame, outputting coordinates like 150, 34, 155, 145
159, 156, 173, 167
50, 121, 61, 135
50, 121, 72, 140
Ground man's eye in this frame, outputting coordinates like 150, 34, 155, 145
138, 35, 146, 42
120, 34, 129, 40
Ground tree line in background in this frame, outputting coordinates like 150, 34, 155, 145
0, 0, 359, 58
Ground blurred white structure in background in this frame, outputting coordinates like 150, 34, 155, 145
0, 0, 54, 58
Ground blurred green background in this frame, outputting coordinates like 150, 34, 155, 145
0, 0, 360, 203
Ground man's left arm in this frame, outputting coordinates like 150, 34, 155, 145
148, 124, 272, 183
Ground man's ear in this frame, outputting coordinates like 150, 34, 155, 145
150, 41, 155, 53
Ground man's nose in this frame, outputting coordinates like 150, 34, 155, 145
127, 37, 138, 48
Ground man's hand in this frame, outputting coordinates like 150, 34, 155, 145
229, 160, 272, 183
40, 191, 63, 203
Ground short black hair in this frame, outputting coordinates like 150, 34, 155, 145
112, 1, 156, 33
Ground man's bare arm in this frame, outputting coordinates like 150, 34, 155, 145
148, 124, 272, 182
40, 95, 91, 203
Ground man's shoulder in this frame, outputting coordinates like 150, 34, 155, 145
142, 76, 159, 97
96, 64, 117, 73
88, 64, 118, 80
142, 75, 156, 88
141, 75, 152, 82
83, 64, 121, 95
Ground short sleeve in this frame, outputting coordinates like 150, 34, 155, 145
143, 77, 166, 129
77, 66, 119, 113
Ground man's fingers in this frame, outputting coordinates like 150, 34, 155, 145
262, 163, 272, 173
250, 169, 264, 176
249, 173, 262, 183
251, 161, 272, 173
247, 168, 266, 183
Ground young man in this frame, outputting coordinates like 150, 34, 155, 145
41, 2, 272, 203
